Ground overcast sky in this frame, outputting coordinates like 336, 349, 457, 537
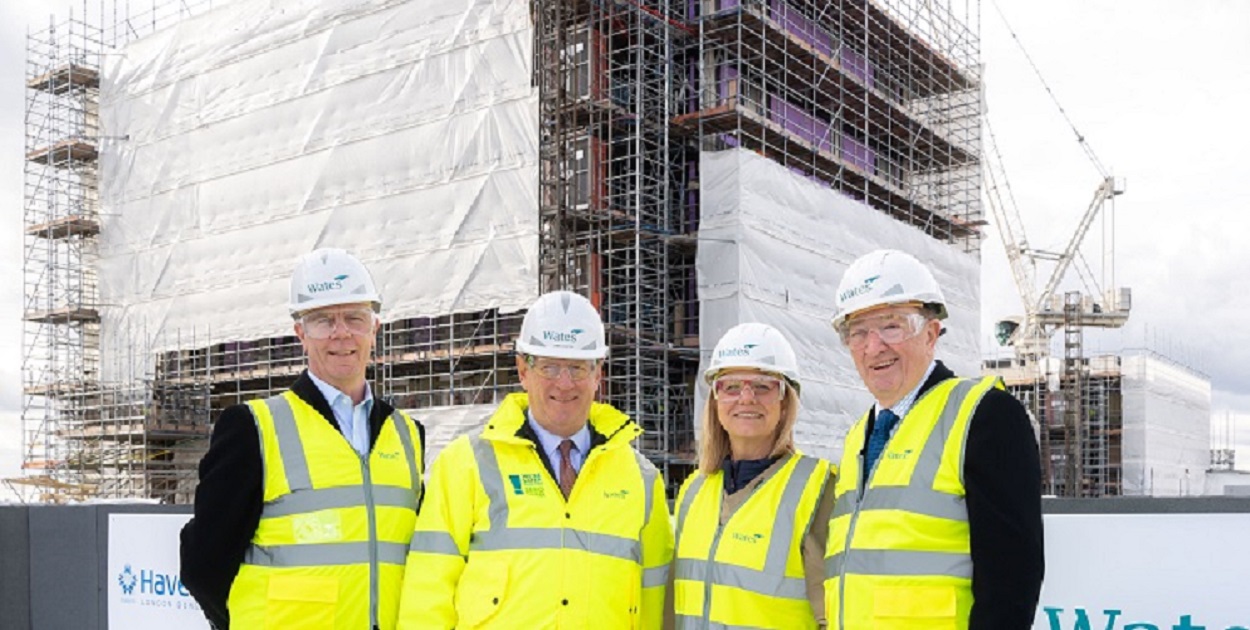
1, 1, 1248, 498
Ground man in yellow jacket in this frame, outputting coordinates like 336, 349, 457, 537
398, 290, 674, 629
181, 248, 425, 630
824, 250, 1043, 629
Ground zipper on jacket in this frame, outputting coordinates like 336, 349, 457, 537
836, 450, 869, 630
360, 452, 380, 629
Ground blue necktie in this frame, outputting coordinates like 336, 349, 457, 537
863, 408, 899, 480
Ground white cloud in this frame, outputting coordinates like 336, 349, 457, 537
981, 2, 1250, 463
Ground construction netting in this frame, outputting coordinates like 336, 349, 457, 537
1121, 352, 1212, 496
696, 149, 982, 462
96, 0, 539, 374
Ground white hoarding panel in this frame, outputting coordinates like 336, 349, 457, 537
1035, 513, 1250, 629
697, 148, 981, 462
108, 513, 209, 630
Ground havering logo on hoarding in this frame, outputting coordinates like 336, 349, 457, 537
116, 563, 192, 598
118, 564, 138, 595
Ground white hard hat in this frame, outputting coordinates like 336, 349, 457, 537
288, 248, 381, 318
704, 323, 801, 393
831, 249, 947, 331
516, 291, 608, 360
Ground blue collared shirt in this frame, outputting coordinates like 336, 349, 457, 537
308, 371, 374, 458
526, 410, 591, 473
874, 359, 938, 437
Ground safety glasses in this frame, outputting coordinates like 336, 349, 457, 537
840, 311, 927, 350
712, 376, 785, 403
525, 356, 598, 382
299, 308, 376, 339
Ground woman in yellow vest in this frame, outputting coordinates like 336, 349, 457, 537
667, 323, 836, 629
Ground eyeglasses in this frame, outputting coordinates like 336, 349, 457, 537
300, 308, 376, 339
525, 357, 598, 382
840, 311, 927, 350
712, 376, 785, 403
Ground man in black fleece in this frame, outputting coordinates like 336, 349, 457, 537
824, 249, 1043, 630
179, 248, 424, 629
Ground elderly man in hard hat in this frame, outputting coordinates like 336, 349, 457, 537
397, 290, 673, 629
823, 250, 1043, 630
181, 248, 425, 630
668, 323, 836, 629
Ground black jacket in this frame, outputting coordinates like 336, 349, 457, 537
858, 361, 1044, 630
179, 371, 423, 629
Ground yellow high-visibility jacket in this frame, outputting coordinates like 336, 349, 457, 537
825, 377, 1002, 630
671, 453, 832, 629
397, 392, 673, 629
226, 391, 424, 630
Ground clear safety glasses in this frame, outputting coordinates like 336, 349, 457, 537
300, 308, 376, 340
712, 376, 785, 403
839, 311, 927, 350
525, 356, 598, 382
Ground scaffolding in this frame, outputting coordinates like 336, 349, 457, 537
17, 1, 222, 504
680, 0, 983, 252
533, 0, 702, 492
20, 0, 981, 502
988, 347, 1125, 498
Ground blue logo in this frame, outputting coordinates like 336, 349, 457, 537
508, 473, 545, 497
542, 330, 580, 344
307, 280, 344, 293
1043, 608, 1245, 630
716, 345, 754, 359
115, 564, 191, 598
333, 274, 349, 281
838, 274, 881, 303
118, 564, 137, 595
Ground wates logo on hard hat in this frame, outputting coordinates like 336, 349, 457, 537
838, 274, 881, 303
543, 328, 583, 344
717, 343, 757, 359
307, 274, 348, 294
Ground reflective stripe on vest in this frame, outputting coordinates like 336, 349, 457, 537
468, 435, 647, 565
673, 455, 820, 628
249, 393, 420, 629
829, 378, 992, 629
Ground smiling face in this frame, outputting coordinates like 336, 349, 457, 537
517, 355, 602, 438
845, 304, 940, 408
713, 368, 785, 459
295, 301, 378, 399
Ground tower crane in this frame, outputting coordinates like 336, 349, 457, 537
984, 1, 1133, 496
985, 154, 1131, 365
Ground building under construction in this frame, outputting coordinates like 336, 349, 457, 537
18, 0, 985, 502
984, 345, 1211, 498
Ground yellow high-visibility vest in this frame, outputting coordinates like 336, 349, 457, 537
672, 453, 831, 629
227, 391, 423, 630
396, 393, 674, 629
825, 377, 1001, 630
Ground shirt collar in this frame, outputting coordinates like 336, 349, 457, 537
875, 359, 937, 419
308, 370, 373, 410
526, 408, 591, 457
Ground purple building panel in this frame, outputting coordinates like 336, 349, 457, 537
841, 47, 875, 90
842, 133, 876, 173
770, 0, 834, 56
770, 96, 836, 153
720, 65, 740, 104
